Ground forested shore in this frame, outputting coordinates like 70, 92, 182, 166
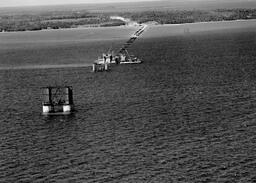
0, 9, 255, 32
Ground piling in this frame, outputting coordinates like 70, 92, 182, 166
104, 62, 108, 71
92, 63, 96, 72
92, 62, 109, 72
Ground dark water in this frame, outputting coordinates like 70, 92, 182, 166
1, 29, 256, 182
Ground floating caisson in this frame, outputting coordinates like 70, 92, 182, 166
41, 86, 74, 115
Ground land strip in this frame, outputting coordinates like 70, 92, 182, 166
0, 7, 256, 32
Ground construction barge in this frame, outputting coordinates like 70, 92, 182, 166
92, 24, 146, 72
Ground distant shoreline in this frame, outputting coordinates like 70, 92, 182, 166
155, 19, 256, 27
1, 19, 256, 34
1, 7, 256, 33
0, 24, 134, 34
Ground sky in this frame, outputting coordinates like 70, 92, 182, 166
0, 0, 250, 8
0, 0, 162, 7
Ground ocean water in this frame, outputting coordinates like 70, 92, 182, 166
1, 25, 256, 182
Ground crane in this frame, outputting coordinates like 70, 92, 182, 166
115, 24, 147, 64
93, 21, 148, 71
119, 24, 147, 54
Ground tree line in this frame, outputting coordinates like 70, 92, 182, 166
0, 11, 125, 32
119, 9, 256, 24
0, 9, 255, 32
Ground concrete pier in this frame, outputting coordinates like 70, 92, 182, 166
42, 86, 74, 115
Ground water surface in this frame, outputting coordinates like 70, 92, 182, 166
0, 21, 256, 182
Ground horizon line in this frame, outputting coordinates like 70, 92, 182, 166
0, 0, 162, 8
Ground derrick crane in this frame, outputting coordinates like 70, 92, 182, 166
119, 24, 147, 53
93, 22, 147, 71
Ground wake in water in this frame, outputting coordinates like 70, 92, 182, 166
0, 63, 92, 70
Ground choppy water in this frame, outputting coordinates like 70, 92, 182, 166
1, 27, 256, 182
